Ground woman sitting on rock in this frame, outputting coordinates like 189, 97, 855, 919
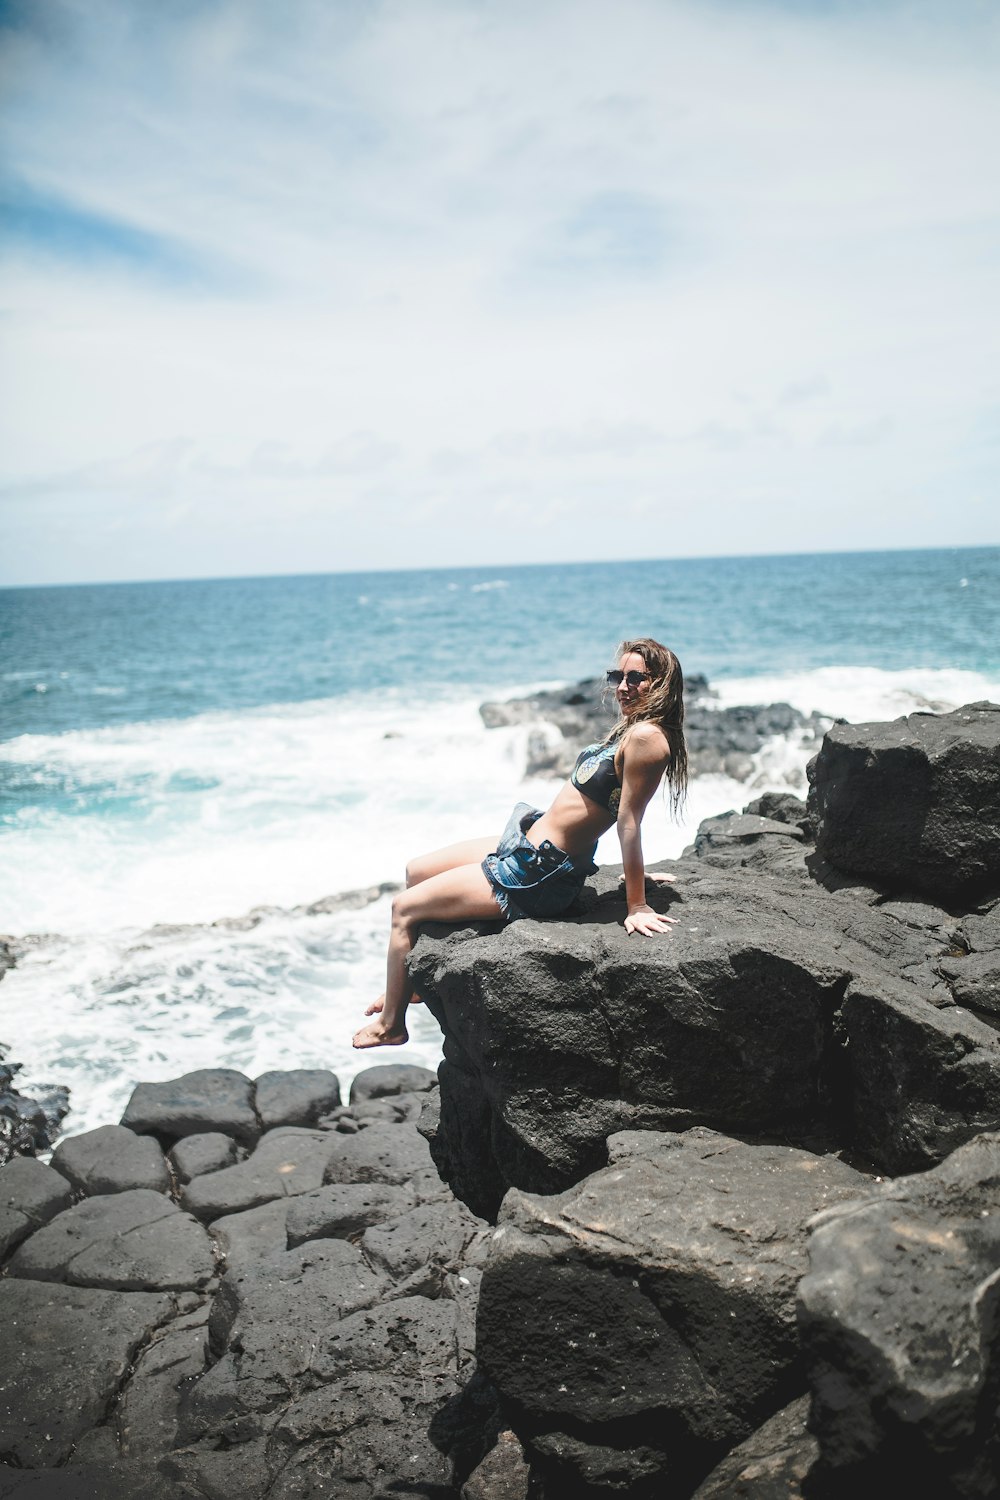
353, 637, 688, 1049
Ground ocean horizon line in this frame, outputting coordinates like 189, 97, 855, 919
3, 539, 999, 594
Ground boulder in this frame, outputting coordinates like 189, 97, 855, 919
121, 1068, 259, 1147
0, 1279, 172, 1464
180, 1127, 339, 1221
360, 1197, 490, 1281
693, 811, 807, 875
808, 702, 1000, 903
118, 1308, 209, 1461
284, 1181, 416, 1248
210, 1198, 291, 1273
477, 1128, 866, 1497
477, 675, 820, 784
798, 1130, 1000, 1496
0, 1155, 73, 1260
462, 1429, 532, 1500
349, 1063, 438, 1103
322, 1120, 440, 1192
254, 1068, 341, 1129
840, 976, 1000, 1173
689, 1395, 818, 1498
168, 1130, 239, 1183
51, 1124, 170, 1196
8, 1189, 214, 1292
180, 1238, 390, 1437
411, 861, 971, 1218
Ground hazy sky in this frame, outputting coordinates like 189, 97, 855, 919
2, 0, 998, 586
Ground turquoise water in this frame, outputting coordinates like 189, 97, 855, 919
1, 546, 998, 1133
4, 548, 997, 745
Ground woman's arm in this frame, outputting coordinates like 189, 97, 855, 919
616, 723, 678, 937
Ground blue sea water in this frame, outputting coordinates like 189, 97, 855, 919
1, 547, 998, 1134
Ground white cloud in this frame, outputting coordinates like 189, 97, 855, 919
1, 0, 998, 583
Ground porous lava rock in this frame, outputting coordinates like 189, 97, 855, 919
0, 1280, 174, 1464
168, 1130, 239, 1183
412, 858, 1000, 1218
478, 674, 822, 784
180, 1126, 340, 1221
254, 1068, 341, 1129
0, 1154, 73, 1260
477, 1128, 865, 1497
349, 1061, 438, 1102
7, 1188, 214, 1292
808, 701, 1000, 902
51, 1123, 170, 1196
798, 1130, 1000, 1496
122, 1067, 260, 1147
689, 1395, 818, 1499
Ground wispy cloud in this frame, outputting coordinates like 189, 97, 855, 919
1, 0, 998, 582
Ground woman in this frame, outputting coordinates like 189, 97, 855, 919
352, 637, 688, 1049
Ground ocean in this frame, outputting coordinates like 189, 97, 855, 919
2, 547, 999, 1137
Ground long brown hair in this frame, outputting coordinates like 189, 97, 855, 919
607, 637, 688, 817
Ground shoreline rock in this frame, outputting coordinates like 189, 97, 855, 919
479, 671, 827, 784
3, 701, 999, 1497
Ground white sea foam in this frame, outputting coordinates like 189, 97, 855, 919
710, 664, 1000, 724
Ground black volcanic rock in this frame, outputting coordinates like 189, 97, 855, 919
798, 1130, 1000, 1496
51, 1123, 170, 1196
690, 1395, 818, 1498
0, 1154, 73, 1260
479, 673, 823, 784
168, 1129, 240, 1183
179, 1126, 341, 1222
0, 1280, 174, 1464
8, 1188, 213, 1292
121, 1067, 260, 1147
808, 701, 1000, 902
254, 1067, 341, 1129
350, 1061, 438, 1102
410, 858, 1000, 1219
477, 1128, 864, 1497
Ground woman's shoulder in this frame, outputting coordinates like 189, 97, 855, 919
622, 720, 671, 760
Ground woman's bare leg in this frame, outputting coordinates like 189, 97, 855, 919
353, 861, 502, 1049
364, 835, 497, 1016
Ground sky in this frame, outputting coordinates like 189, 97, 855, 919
1, 0, 998, 587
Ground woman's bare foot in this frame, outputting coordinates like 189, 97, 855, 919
364, 992, 422, 1016
352, 1020, 409, 1049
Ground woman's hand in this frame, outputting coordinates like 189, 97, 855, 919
624, 903, 678, 937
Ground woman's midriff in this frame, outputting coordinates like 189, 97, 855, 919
527, 781, 615, 858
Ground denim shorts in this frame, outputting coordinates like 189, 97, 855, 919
482, 802, 599, 922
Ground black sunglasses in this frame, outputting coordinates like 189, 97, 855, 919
606, 669, 649, 688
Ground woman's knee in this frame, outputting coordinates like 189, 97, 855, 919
405, 855, 432, 888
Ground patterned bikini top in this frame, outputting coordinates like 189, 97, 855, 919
571, 740, 622, 814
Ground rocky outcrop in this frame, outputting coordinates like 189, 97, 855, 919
809, 701, 1000, 903
4, 700, 999, 1498
480, 674, 826, 783
0, 1065, 501, 1498
477, 1129, 864, 1496
798, 1130, 1000, 1496
0, 1041, 70, 1166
